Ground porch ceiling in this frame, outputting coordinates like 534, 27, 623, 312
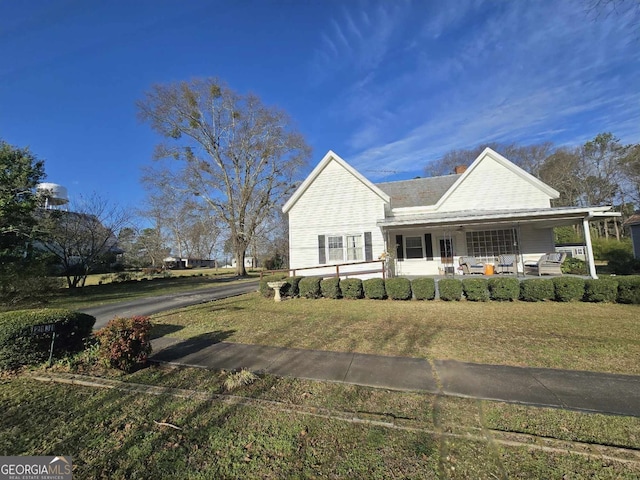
377, 206, 619, 230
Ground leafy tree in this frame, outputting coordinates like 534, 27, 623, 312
137, 78, 311, 276
0, 140, 60, 303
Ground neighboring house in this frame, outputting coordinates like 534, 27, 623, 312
163, 257, 217, 269
625, 214, 640, 259
555, 244, 587, 261
231, 257, 255, 269
283, 148, 619, 279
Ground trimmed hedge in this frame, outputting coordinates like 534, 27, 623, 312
438, 279, 463, 301
282, 276, 303, 298
584, 278, 618, 303
363, 278, 387, 300
412, 278, 436, 300
385, 278, 412, 300
552, 277, 586, 302
259, 274, 287, 298
520, 279, 555, 302
462, 278, 489, 302
320, 277, 341, 299
341, 278, 364, 299
0, 309, 96, 370
488, 277, 520, 301
617, 275, 640, 304
299, 277, 322, 299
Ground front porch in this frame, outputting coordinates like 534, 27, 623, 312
379, 206, 620, 279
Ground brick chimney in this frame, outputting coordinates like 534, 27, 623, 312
454, 165, 467, 174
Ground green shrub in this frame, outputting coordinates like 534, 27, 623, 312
562, 257, 588, 275
616, 276, 640, 304
340, 278, 363, 299
282, 276, 303, 298
96, 316, 152, 372
320, 277, 341, 299
385, 278, 412, 300
462, 278, 489, 302
438, 279, 463, 301
259, 274, 287, 298
0, 309, 95, 370
299, 277, 322, 299
412, 278, 436, 300
363, 278, 387, 300
520, 279, 555, 302
488, 277, 520, 301
584, 278, 618, 303
552, 277, 586, 302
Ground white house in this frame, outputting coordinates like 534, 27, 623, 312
283, 149, 619, 279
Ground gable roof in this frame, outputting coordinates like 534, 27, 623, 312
376, 175, 460, 208
435, 147, 559, 208
282, 150, 390, 213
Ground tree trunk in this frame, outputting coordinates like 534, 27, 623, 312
234, 249, 247, 276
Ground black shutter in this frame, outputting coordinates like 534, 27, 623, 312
364, 232, 373, 261
318, 235, 326, 264
425, 234, 433, 260
396, 235, 404, 261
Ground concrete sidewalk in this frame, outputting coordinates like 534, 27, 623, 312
151, 337, 640, 418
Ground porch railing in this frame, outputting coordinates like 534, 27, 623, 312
260, 259, 386, 280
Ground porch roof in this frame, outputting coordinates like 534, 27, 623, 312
376, 205, 619, 229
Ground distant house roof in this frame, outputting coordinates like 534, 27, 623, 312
624, 214, 640, 226
376, 174, 461, 208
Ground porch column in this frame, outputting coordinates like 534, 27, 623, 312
583, 212, 597, 279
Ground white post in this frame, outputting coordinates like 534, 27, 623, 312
583, 213, 597, 279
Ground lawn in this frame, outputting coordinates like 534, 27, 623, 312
151, 293, 640, 374
2, 367, 639, 479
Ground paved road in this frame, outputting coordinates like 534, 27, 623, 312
82, 279, 259, 329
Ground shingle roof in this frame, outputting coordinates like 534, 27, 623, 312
375, 174, 461, 208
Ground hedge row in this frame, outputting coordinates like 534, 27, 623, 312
0, 309, 96, 370
260, 275, 640, 304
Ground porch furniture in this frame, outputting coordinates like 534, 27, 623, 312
496, 254, 517, 274
459, 256, 484, 274
524, 253, 566, 276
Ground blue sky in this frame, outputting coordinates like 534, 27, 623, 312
1, 0, 638, 211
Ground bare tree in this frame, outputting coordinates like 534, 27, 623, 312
38, 194, 130, 288
424, 142, 554, 178
138, 78, 310, 276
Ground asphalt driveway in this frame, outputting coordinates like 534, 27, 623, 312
82, 279, 259, 329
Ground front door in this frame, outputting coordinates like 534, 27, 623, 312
439, 238, 455, 273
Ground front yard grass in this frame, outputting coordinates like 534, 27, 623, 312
2, 367, 639, 478
151, 293, 640, 374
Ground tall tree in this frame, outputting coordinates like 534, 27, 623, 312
138, 78, 310, 276
0, 140, 58, 303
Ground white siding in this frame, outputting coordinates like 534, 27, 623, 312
438, 156, 552, 212
518, 225, 555, 264
288, 160, 387, 271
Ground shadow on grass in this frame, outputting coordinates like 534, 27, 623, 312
151, 330, 236, 363
150, 324, 184, 339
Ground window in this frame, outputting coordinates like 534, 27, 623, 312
465, 229, 517, 259
328, 236, 344, 261
405, 236, 423, 259
346, 234, 363, 261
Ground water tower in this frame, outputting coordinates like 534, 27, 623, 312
37, 183, 69, 210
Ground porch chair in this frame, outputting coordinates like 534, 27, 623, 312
496, 254, 517, 274
524, 253, 566, 276
458, 256, 484, 274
